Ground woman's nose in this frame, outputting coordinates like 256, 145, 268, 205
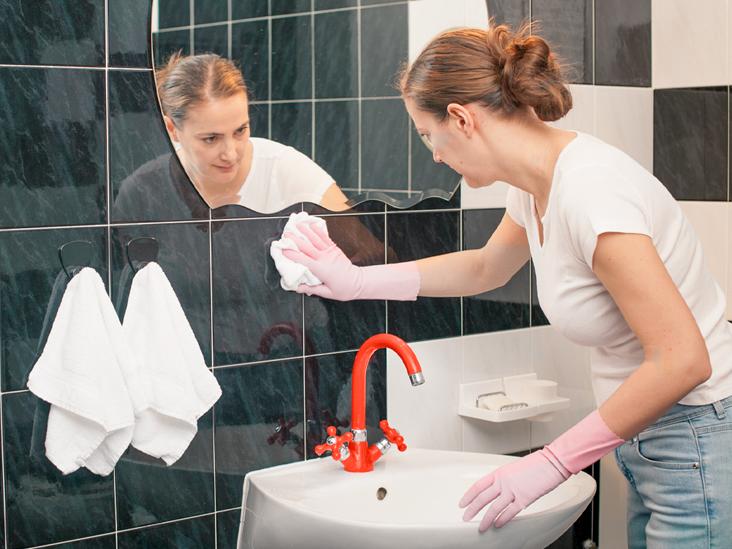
220, 140, 237, 161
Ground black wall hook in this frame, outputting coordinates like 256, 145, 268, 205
58, 240, 94, 279
126, 237, 159, 272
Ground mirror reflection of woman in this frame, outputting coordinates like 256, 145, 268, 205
155, 53, 349, 212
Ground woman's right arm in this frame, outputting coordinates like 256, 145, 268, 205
416, 211, 530, 297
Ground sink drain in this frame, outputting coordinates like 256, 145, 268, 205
376, 487, 387, 500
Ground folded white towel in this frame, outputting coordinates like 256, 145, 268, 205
27, 268, 140, 476
123, 262, 221, 465
270, 212, 329, 291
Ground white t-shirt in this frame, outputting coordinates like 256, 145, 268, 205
236, 138, 334, 213
506, 131, 732, 406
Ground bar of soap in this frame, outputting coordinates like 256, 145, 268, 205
477, 394, 516, 411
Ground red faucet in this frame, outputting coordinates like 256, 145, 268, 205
314, 333, 425, 472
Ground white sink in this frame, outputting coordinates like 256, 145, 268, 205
237, 447, 596, 548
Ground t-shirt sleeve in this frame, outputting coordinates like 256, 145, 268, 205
277, 146, 335, 205
505, 185, 525, 227
565, 171, 653, 268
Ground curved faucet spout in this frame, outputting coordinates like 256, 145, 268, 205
351, 333, 424, 431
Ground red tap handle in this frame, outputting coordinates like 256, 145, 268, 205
314, 426, 354, 460
379, 420, 407, 452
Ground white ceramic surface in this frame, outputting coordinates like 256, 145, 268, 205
237, 448, 596, 549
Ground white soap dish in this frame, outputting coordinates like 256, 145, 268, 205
458, 373, 570, 423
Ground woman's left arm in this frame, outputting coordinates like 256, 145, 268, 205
592, 232, 712, 439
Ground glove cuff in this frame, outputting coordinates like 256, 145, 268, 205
359, 261, 421, 301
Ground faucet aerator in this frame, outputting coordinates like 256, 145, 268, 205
409, 372, 425, 386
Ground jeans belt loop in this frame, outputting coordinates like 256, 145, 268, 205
713, 400, 726, 420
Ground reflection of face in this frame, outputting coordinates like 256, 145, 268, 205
166, 92, 252, 194
404, 96, 497, 189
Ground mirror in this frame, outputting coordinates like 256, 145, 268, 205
144, 0, 466, 213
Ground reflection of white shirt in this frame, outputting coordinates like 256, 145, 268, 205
506, 131, 732, 406
237, 138, 334, 213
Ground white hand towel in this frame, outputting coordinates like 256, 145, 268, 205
27, 268, 139, 476
270, 212, 329, 291
123, 262, 222, 465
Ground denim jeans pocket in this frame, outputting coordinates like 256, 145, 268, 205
636, 419, 700, 470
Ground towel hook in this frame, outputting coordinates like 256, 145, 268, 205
58, 240, 94, 279
126, 237, 159, 272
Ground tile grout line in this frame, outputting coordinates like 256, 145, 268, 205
357, 0, 363, 193
1, 393, 6, 549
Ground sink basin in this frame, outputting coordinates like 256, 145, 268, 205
237, 448, 596, 548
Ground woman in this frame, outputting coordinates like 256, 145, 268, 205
283, 22, 732, 547
145, 52, 349, 213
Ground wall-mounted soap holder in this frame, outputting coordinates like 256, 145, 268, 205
458, 373, 570, 423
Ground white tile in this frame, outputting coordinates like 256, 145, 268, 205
678, 202, 729, 311
461, 416, 532, 454
461, 179, 510, 210
386, 338, 463, 451
463, 0, 489, 28
408, 0, 467, 62
595, 86, 653, 172
530, 326, 593, 391
599, 455, 629, 549
652, 0, 728, 88
461, 329, 534, 383
550, 84, 595, 135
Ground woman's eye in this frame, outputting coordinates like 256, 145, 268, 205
203, 136, 217, 144
236, 126, 249, 135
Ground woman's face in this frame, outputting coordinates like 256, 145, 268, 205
404, 96, 500, 188
166, 91, 251, 189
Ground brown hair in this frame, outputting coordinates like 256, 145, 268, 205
400, 21, 572, 122
155, 52, 249, 126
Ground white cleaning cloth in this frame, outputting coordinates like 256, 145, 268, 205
123, 262, 221, 465
27, 268, 141, 476
270, 212, 329, 291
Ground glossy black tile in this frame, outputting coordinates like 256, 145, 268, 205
110, 70, 209, 223
115, 411, 214, 529
45, 536, 116, 549
315, 0, 358, 9
271, 15, 312, 100
410, 125, 461, 195
271, 0, 310, 15
232, 19, 269, 102
361, 99, 409, 191
315, 101, 359, 189
212, 218, 303, 365
195, 0, 228, 25
216, 508, 241, 549
0, 227, 107, 392
462, 209, 530, 334
315, 10, 358, 98
653, 87, 728, 201
595, 0, 651, 86
211, 201, 301, 220
305, 350, 387, 458
304, 215, 386, 355
110, 223, 211, 364
158, 0, 190, 28
531, 0, 593, 84
214, 359, 304, 509
271, 102, 313, 157
154, 29, 191, 66
249, 102, 270, 138
486, 0, 529, 28
530, 261, 549, 326
386, 211, 461, 342
109, 0, 152, 68
361, 3, 407, 97
0, 67, 105, 228
232, 1, 268, 20
118, 515, 215, 548
361, 0, 402, 5
194, 23, 228, 56
4, 392, 115, 548
0, 0, 104, 66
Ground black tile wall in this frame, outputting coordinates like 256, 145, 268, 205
462, 209, 530, 334
194, 23, 229, 57
361, 4, 408, 97
271, 15, 312, 100
654, 87, 728, 201
117, 515, 216, 547
0, 0, 105, 66
232, 1, 268, 20
315, 101, 359, 189
154, 29, 191, 66
486, 0, 530, 28
109, 0, 152, 68
271, 102, 313, 157
195, 0, 228, 25
271, 0, 311, 16
595, 0, 651, 86
361, 99, 409, 191
314, 10, 358, 99
158, 0, 190, 29
231, 19, 269, 102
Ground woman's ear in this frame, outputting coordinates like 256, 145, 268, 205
446, 103, 476, 137
163, 115, 179, 142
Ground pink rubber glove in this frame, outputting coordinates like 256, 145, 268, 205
282, 222, 420, 301
459, 410, 624, 531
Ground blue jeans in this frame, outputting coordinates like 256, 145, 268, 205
614, 395, 732, 548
